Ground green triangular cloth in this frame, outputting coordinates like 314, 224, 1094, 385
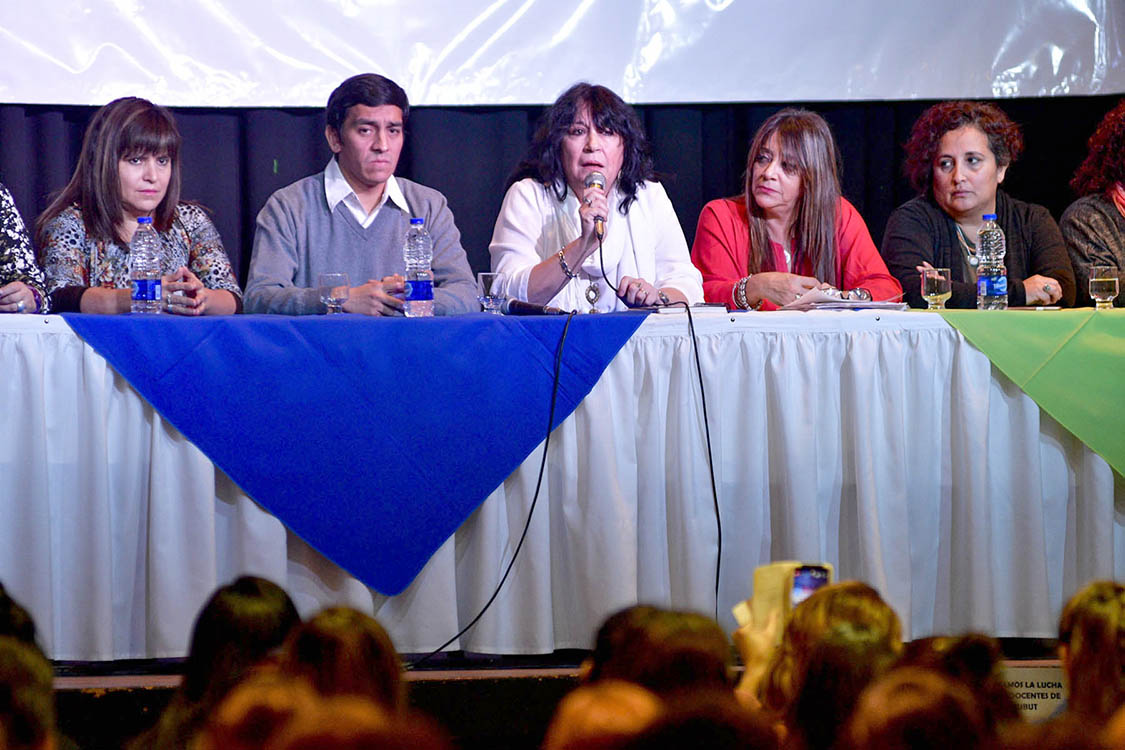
938, 309, 1125, 477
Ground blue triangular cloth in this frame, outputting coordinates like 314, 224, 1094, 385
62, 312, 646, 594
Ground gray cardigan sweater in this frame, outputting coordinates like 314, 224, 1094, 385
1060, 193, 1125, 308
245, 173, 477, 315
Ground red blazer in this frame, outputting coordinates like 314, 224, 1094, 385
690, 196, 902, 310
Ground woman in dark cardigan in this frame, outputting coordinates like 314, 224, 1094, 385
1060, 98, 1125, 307
881, 101, 1075, 308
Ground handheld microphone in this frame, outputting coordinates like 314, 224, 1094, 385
500, 298, 570, 316
584, 171, 606, 239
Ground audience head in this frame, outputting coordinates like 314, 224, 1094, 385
897, 633, 1019, 732
741, 107, 843, 282
181, 576, 301, 705
762, 581, 902, 714
1071, 98, 1125, 197
37, 96, 182, 247
846, 667, 990, 750
265, 696, 449, 750
902, 100, 1023, 223
543, 680, 662, 750
0, 585, 39, 651
785, 622, 899, 750
0, 636, 56, 750
586, 605, 732, 697
197, 672, 321, 750
1001, 714, 1108, 750
280, 606, 404, 712
622, 689, 779, 750
1057, 579, 1125, 723
510, 82, 655, 213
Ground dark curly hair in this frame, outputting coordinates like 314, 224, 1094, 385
508, 82, 656, 215
903, 101, 1024, 195
1070, 99, 1125, 196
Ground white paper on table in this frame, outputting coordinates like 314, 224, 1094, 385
780, 288, 909, 311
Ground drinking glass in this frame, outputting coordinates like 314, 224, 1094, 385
920, 267, 952, 310
318, 273, 350, 314
1089, 265, 1119, 310
477, 272, 504, 314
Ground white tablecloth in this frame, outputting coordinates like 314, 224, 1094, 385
0, 312, 1120, 660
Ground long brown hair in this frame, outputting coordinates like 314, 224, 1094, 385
1058, 580, 1125, 723
36, 96, 181, 251
743, 108, 841, 285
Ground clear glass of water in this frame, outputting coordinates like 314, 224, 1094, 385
477, 272, 504, 314
1089, 265, 1118, 310
921, 267, 952, 310
318, 273, 350, 314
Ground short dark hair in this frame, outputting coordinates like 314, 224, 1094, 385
0, 636, 56, 750
508, 82, 656, 215
902, 101, 1024, 196
326, 74, 410, 133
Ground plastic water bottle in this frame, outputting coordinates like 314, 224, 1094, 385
403, 217, 434, 317
129, 217, 163, 314
976, 213, 1007, 310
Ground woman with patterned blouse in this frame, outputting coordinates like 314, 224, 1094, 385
0, 183, 47, 313
36, 97, 241, 315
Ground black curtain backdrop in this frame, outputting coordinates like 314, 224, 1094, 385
0, 95, 1119, 287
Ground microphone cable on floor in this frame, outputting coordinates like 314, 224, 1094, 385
407, 310, 578, 669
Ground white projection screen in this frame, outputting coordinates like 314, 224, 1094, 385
0, 0, 1122, 107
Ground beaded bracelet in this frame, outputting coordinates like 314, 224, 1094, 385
29, 287, 43, 313
557, 250, 578, 279
734, 275, 752, 309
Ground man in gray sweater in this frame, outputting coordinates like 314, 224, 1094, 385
245, 73, 477, 315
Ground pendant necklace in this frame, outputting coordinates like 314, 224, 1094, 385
585, 281, 601, 312
955, 225, 979, 268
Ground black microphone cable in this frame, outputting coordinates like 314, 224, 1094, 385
596, 233, 722, 619
407, 310, 578, 669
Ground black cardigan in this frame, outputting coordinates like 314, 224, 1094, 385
881, 190, 1076, 308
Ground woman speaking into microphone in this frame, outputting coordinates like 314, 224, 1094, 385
489, 82, 703, 313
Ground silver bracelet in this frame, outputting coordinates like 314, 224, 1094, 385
557, 250, 578, 279
734, 275, 752, 309
847, 288, 872, 302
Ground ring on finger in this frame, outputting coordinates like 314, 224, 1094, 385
16, 299, 25, 313
582, 197, 592, 206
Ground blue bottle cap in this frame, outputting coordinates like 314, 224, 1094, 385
137, 216, 153, 225
410, 217, 424, 226
982, 213, 997, 221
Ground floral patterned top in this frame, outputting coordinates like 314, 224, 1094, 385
0, 183, 48, 311
42, 202, 242, 312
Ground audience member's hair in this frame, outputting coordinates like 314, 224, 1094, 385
1000, 714, 1107, 750
846, 667, 991, 750
508, 82, 656, 214
1058, 580, 1125, 723
138, 576, 301, 750
0, 585, 39, 650
197, 672, 320, 750
0, 636, 56, 750
898, 633, 1020, 732
265, 697, 449, 750
902, 100, 1023, 196
622, 689, 779, 750
36, 96, 182, 248
762, 581, 902, 715
784, 623, 898, 750
325, 73, 410, 133
543, 680, 663, 750
586, 605, 732, 697
280, 607, 404, 712
1071, 98, 1125, 197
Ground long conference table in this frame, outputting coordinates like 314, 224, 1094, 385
0, 309, 1122, 662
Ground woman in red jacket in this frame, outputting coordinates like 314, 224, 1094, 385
691, 108, 901, 310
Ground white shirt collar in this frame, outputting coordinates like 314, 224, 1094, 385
323, 158, 408, 226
